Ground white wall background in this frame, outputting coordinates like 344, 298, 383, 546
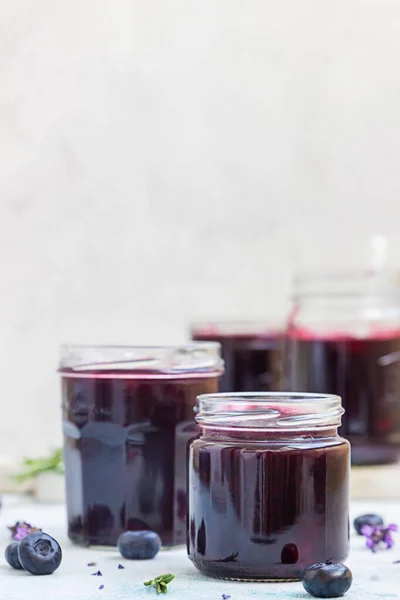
1, 0, 400, 469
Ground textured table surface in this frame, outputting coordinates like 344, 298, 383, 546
0, 495, 398, 600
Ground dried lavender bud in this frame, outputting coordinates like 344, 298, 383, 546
8, 521, 41, 541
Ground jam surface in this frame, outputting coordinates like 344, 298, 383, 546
188, 433, 349, 580
62, 370, 217, 546
287, 330, 400, 464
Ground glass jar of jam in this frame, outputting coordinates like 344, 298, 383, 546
191, 321, 284, 392
286, 269, 400, 465
188, 392, 349, 581
59, 343, 223, 547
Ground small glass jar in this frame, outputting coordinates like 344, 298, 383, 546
59, 343, 223, 547
286, 269, 400, 465
191, 321, 284, 392
188, 393, 349, 581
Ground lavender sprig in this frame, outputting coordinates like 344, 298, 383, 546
361, 523, 398, 552
8, 521, 41, 541
144, 573, 175, 594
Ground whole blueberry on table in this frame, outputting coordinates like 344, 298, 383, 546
302, 561, 352, 598
18, 532, 62, 575
117, 530, 161, 559
353, 513, 384, 535
5, 542, 23, 570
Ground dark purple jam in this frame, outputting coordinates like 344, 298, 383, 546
286, 329, 400, 465
192, 326, 283, 393
61, 369, 218, 547
188, 431, 349, 580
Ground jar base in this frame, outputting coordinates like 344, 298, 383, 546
68, 531, 185, 550
203, 575, 301, 582
189, 558, 303, 582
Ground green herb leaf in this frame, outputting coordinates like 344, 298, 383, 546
143, 573, 175, 594
14, 449, 64, 483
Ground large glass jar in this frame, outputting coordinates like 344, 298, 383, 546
188, 392, 349, 581
59, 343, 223, 547
286, 270, 400, 465
191, 321, 284, 392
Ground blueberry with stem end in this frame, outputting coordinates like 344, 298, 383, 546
353, 514, 384, 535
302, 561, 352, 598
118, 530, 161, 560
18, 532, 62, 575
5, 542, 23, 570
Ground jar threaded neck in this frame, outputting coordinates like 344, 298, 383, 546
196, 392, 344, 431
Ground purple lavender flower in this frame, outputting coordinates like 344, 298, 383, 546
361, 523, 398, 552
222, 595, 231, 600
8, 521, 41, 541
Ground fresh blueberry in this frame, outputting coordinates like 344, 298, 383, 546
117, 530, 161, 560
5, 542, 23, 570
18, 532, 62, 575
302, 561, 352, 598
353, 513, 384, 535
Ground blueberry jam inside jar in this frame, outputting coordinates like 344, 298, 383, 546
59, 343, 223, 547
188, 393, 349, 581
191, 321, 284, 393
286, 270, 400, 465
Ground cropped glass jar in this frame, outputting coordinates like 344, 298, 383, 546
286, 269, 400, 465
188, 393, 349, 581
59, 343, 223, 547
191, 320, 284, 392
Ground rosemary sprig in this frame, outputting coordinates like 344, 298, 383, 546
144, 573, 175, 594
14, 448, 64, 483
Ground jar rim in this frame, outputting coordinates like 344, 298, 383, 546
292, 268, 400, 298
197, 392, 340, 402
59, 343, 224, 376
196, 392, 344, 430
